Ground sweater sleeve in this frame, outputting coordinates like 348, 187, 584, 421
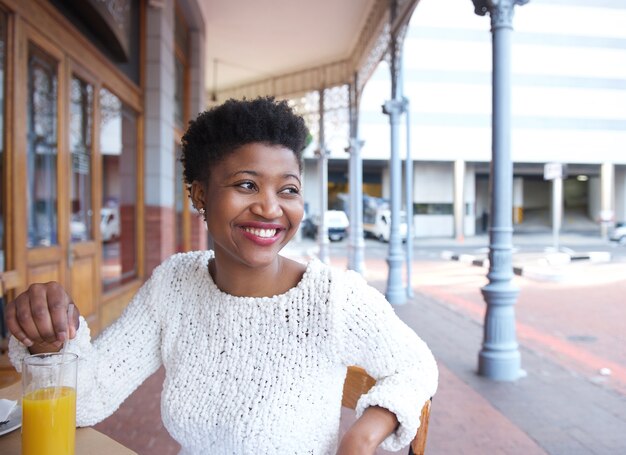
9, 260, 168, 426
336, 270, 438, 452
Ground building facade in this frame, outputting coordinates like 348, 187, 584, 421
307, 0, 626, 239
0, 0, 207, 334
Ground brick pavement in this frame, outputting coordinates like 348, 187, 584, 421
404, 259, 626, 395
93, 367, 180, 455
4, 243, 626, 454
367, 256, 626, 455
392, 288, 626, 454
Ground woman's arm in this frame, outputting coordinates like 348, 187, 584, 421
8, 260, 170, 426
337, 406, 398, 455
336, 269, 438, 452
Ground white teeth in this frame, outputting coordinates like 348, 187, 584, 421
243, 227, 277, 238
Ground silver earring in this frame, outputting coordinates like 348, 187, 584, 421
199, 208, 208, 230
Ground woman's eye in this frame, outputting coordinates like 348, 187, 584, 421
280, 186, 300, 195
237, 181, 256, 191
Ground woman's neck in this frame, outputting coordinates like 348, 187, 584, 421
208, 254, 305, 298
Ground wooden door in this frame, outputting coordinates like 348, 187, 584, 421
66, 62, 101, 326
19, 26, 68, 292
18, 26, 102, 324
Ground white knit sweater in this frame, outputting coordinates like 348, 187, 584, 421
10, 251, 438, 455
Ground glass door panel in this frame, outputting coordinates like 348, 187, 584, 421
69, 76, 93, 242
27, 44, 58, 248
67, 71, 99, 319
99, 87, 137, 291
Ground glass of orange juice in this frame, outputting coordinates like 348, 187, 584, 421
22, 352, 78, 455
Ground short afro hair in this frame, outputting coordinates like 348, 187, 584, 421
181, 96, 309, 185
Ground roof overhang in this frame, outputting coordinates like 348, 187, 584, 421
198, 0, 421, 102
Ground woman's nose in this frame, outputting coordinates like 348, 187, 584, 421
250, 193, 283, 219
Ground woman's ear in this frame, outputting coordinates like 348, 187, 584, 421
190, 181, 206, 212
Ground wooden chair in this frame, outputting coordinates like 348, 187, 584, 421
342, 366, 432, 455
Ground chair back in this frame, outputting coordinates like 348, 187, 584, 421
342, 366, 431, 455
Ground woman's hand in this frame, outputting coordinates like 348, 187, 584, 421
336, 406, 399, 455
5, 282, 80, 354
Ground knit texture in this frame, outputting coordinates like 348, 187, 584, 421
10, 250, 438, 454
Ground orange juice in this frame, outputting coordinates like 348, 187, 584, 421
22, 386, 76, 455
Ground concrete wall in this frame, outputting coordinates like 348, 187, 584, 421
414, 162, 453, 201
414, 214, 454, 237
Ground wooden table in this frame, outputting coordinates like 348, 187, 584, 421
0, 381, 137, 454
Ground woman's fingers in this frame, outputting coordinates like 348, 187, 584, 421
5, 297, 34, 347
47, 284, 75, 342
29, 283, 58, 343
6, 282, 76, 347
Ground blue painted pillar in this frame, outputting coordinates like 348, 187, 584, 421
347, 139, 366, 274
383, 0, 408, 305
347, 79, 366, 274
473, 0, 528, 381
404, 96, 414, 298
382, 98, 407, 305
316, 89, 330, 264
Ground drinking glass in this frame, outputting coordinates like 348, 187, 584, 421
22, 352, 78, 455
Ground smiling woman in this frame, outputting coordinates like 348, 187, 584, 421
7, 97, 438, 455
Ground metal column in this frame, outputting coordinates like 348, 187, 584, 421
600, 162, 615, 239
316, 89, 330, 264
473, 0, 528, 381
454, 160, 466, 243
551, 176, 563, 251
382, 97, 407, 305
404, 96, 414, 298
382, 0, 407, 305
348, 78, 366, 274
383, 37, 407, 305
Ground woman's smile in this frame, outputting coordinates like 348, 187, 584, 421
242, 227, 277, 238
239, 222, 285, 245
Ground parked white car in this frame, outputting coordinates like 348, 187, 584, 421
609, 223, 626, 244
325, 210, 350, 241
101, 207, 121, 242
302, 210, 350, 241
363, 209, 408, 242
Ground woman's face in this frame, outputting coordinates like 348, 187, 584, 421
193, 142, 304, 270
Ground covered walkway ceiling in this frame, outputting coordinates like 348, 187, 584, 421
197, 0, 420, 101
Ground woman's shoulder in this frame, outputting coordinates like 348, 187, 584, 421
303, 259, 371, 303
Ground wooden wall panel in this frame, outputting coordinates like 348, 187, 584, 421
70, 256, 96, 317
27, 263, 60, 285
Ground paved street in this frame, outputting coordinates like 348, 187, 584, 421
92, 233, 626, 454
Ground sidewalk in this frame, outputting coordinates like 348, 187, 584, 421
289, 239, 626, 454
4, 236, 624, 454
